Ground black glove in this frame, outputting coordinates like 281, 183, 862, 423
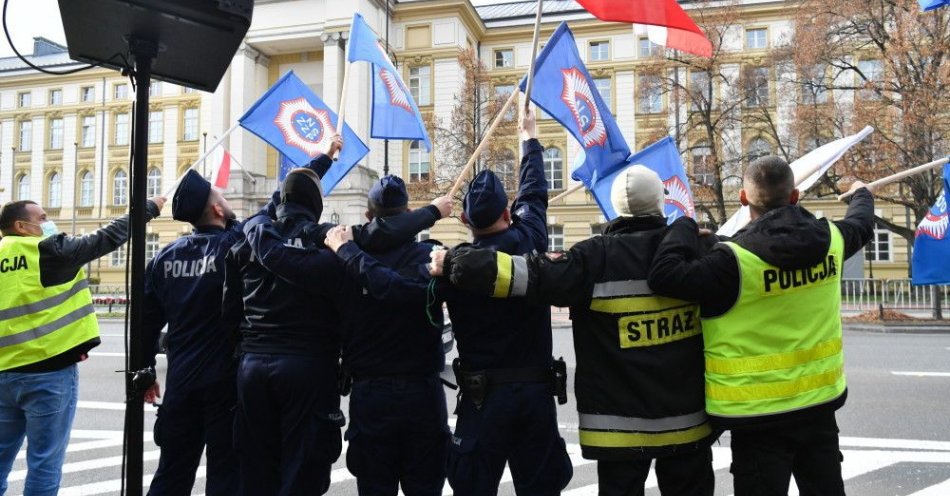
447, 244, 501, 296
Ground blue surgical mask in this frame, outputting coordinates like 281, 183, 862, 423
25, 221, 59, 238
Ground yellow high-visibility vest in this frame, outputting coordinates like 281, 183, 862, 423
0, 236, 99, 371
702, 222, 846, 418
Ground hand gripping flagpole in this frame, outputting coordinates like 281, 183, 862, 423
523, 0, 544, 110
162, 122, 241, 197
837, 157, 949, 201
447, 90, 519, 199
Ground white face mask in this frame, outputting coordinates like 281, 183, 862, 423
24, 220, 58, 238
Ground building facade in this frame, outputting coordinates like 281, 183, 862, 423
0, 0, 910, 285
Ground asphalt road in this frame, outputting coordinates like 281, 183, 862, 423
7, 319, 950, 495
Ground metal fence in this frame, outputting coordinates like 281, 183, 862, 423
841, 278, 949, 315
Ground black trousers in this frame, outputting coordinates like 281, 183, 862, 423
729, 411, 845, 496
597, 447, 714, 496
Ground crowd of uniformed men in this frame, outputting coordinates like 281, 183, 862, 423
0, 107, 874, 496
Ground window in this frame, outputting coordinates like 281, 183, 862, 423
746, 28, 767, 49
48, 89, 63, 106
408, 141, 430, 182
18, 120, 32, 151
408, 66, 432, 106
79, 171, 94, 207
17, 92, 31, 108
146, 233, 160, 260
802, 65, 828, 104
149, 82, 162, 97
16, 174, 30, 200
744, 66, 770, 107
81, 115, 96, 147
591, 223, 606, 236
113, 170, 128, 205
147, 167, 162, 197
690, 71, 711, 110
148, 111, 163, 143
81, 86, 95, 103
548, 225, 564, 252
692, 144, 714, 185
183, 87, 197, 94
494, 49, 513, 68
865, 228, 891, 262
111, 244, 126, 267
47, 173, 62, 208
638, 37, 661, 58
857, 59, 883, 100
49, 118, 64, 149
747, 138, 772, 163
638, 76, 663, 114
496, 149, 517, 190
114, 83, 128, 100
182, 108, 199, 141
495, 84, 516, 120
416, 229, 430, 242
114, 113, 130, 145
589, 41, 610, 61
593, 78, 612, 108
543, 147, 563, 190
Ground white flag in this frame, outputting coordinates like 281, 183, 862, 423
717, 126, 875, 237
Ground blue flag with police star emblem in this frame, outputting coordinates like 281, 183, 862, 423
590, 136, 696, 223
278, 153, 295, 181
912, 164, 950, 285
919, 0, 949, 11
239, 70, 369, 194
518, 22, 630, 186
347, 13, 432, 151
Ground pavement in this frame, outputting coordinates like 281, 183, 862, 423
7, 319, 950, 495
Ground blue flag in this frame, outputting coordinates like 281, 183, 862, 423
920, 0, 949, 11
239, 70, 369, 194
519, 22, 630, 186
590, 136, 696, 223
347, 13, 432, 151
278, 154, 295, 181
912, 164, 949, 285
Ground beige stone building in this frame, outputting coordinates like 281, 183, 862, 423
0, 0, 911, 285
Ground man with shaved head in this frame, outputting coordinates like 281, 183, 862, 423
649, 155, 875, 495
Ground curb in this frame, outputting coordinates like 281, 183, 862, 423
844, 323, 950, 334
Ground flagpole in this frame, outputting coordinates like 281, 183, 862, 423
162, 122, 241, 197
522, 0, 544, 110
337, 61, 352, 135
837, 157, 948, 201
549, 183, 585, 203
448, 90, 519, 199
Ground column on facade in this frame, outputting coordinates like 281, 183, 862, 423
0, 117, 12, 204
227, 44, 270, 189
62, 113, 78, 218
162, 105, 179, 193
29, 115, 44, 204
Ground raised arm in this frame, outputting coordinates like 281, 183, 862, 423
242, 216, 344, 294
833, 185, 874, 259
509, 111, 549, 253
326, 226, 432, 303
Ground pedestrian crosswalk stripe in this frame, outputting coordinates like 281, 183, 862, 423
908, 478, 950, 496
7, 450, 160, 482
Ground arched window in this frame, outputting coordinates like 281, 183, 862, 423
543, 147, 563, 190
79, 171, 94, 207
147, 167, 162, 197
16, 174, 30, 200
113, 170, 128, 205
48, 173, 61, 208
747, 138, 772, 163
408, 141, 430, 183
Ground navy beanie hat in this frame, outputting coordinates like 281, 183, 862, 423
369, 175, 409, 209
172, 169, 212, 224
463, 170, 508, 229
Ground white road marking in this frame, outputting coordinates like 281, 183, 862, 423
891, 371, 950, 377
8, 450, 161, 482
56, 468, 206, 496
908, 477, 950, 495
77, 400, 130, 410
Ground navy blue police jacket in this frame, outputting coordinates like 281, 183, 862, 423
439, 138, 552, 371
245, 219, 444, 379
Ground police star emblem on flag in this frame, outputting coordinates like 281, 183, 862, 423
560, 68, 607, 148
663, 175, 696, 219
917, 195, 948, 240
378, 68, 413, 113
273, 97, 334, 157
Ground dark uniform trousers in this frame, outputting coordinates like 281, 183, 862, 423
147, 376, 238, 496
596, 447, 714, 496
448, 382, 572, 496
729, 411, 845, 496
345, 376, 449, 495
235, 352, 343, 496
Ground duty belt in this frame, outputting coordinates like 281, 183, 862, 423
452, 358, 568, 410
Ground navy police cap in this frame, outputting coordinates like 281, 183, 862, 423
369, 175, 409, 209
172, 169, 212, 224
463, 170, 508, 229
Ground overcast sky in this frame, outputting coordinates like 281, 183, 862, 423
0, 0, 504, 59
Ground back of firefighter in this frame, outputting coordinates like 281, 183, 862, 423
0, 196, 163, 496
437, 166, 715, 495
435, 109, 572, 495
648, 156, 875, 495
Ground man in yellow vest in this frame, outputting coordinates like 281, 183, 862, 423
648, 156, 874, 495
0, 196, 165, 495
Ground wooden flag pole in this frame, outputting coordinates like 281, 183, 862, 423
162, 122, 241, 197
337, 60, 352, 134
447, 90, 519, 199
549, 183, 584, 203
522, 0, 544, 110
838, 157, 948, 201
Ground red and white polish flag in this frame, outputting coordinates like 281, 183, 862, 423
575, 0, 713, 58
210, 148, 232, 190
